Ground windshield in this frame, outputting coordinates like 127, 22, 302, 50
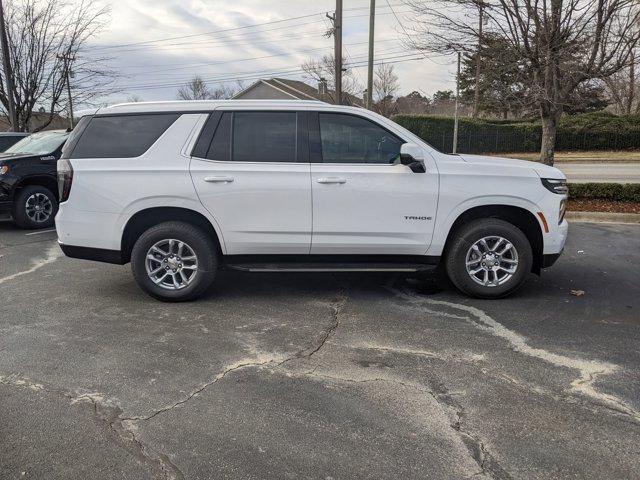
5, 131, 68, 155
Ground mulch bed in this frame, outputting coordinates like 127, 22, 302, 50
567, 199, 640, 214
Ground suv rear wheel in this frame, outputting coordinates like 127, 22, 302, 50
131, 221, 218, 302
13, 185, 58, 229
445, 218, 533, 299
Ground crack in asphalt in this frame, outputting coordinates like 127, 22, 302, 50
75, 394, 185, 480
291, 369, 507, 479
387, 285, 640, 424
125, 286, 349, 424
0, 286, 350, 480
0, 242, 61, 286
0, 376, 184, 480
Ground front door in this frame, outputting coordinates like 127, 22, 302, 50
310, 112, 438, 255
191, 110, 312, 255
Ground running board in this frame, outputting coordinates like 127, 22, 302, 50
225, 263, 435, 273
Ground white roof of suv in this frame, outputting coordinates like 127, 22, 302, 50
97, 100, 337, 115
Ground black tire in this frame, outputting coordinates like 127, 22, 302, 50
131, 221, 218, 302
445, 218, 533, 299
12, 185, 58, 229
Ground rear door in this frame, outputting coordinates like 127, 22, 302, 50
309, 112, 438, 255
190, 110, 312, 255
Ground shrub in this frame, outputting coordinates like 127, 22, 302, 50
568, 183, 640, 202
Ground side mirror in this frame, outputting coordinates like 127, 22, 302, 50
396, 143, 426, 173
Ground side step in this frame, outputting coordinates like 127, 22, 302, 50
225, 263, 435, 273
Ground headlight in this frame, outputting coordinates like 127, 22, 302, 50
541, 178, 568, 195
0, 165, 9, 175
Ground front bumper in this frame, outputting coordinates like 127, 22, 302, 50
542, 251, 563, 268
0, 200, 11, 215
544, 218, 569, 255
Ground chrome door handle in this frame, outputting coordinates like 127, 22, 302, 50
204, 176, 234, 183
317, 177, 347, 184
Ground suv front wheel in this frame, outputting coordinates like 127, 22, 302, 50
445, 218, 533, 299
13, 185, 58, 229
131, 221, 218, 302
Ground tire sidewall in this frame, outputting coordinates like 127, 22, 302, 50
446, 219, 533, 299
13, 185, 58, 229
131, 222, 218, 302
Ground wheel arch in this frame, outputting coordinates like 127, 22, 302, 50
14, 175, 59, 201
442, 204, 544, 274
121, 207, 223, 263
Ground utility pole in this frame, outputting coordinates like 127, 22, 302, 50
366, 0, 376, 110
0, 0, 17, 131
453, 51, 461, 154
472, 1, 484, 118
334, 0, 343, 105
57, 52, 75, 129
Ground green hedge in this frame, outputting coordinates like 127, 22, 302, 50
393, 112, 640, 153
569, 183, 640, 202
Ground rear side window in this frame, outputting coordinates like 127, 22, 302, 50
233, 112, 297, 162
68, 113, 180, 159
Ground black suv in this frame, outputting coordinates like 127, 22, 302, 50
0, 130, 69, 228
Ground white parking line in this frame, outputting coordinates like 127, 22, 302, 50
25, 229, 57, 236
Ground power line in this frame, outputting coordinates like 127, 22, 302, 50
84, 11, 328, 52
83, 4, 409, 53
112, 36, 397, 75
119, 39, 402, 77
113, 46, 413, 87
114, 51, 429, 92
82, 9, 412, 55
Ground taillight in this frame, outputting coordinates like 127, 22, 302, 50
57, 158, 73, 202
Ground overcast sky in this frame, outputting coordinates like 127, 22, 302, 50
81, 0, 457, 105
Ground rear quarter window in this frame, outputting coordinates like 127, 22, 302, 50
68, 113, 180, 159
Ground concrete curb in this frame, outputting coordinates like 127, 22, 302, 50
566, 211, 640, 224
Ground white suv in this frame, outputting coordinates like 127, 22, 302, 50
56, 100, 568, 301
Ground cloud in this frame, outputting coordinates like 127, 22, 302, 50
79, 0, 455, 104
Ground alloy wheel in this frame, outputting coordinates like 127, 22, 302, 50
25, 193, 53, 224
465, 236, 519, 287
145, 239, 199, 290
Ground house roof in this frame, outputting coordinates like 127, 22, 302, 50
234, 77, 364, 107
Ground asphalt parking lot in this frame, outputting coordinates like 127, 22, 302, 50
0, 220, 639, 480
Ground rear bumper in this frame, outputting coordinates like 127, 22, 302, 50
59, 243, 125, 265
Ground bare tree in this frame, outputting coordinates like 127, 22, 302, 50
301, 54, 361, 103
404, 0, 640, 165
605, 51, 639, 114
0, 0, 113, 132
126, 94, 143, 103
177, 76, 237, 100
373, 62, 399, 117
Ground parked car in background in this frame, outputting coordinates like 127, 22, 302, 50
56, 100, 568, 301
0, 132, 30, 152
0, 130, 69, 228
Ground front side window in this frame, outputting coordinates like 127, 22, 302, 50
319, 113, 404, 164
232, 112, 297, 162
69, 113, 180, 159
